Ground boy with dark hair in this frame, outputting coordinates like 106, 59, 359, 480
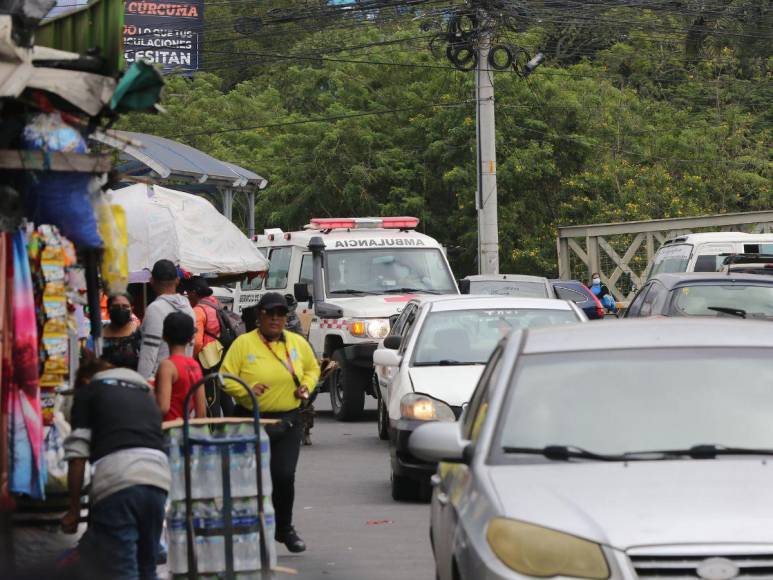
155, 311, 207, 422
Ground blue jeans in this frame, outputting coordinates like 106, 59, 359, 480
80, 485, 167, 580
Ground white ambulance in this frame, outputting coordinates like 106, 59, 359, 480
253, 217, 459, 421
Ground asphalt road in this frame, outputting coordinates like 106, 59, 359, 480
277, 395, 435, 580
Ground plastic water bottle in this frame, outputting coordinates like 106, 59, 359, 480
263, 496, 277, 568
202, 444, 223, 498
232, 442, 257, 497
166, 504, 188, 574
234, 532, 260, 571
259, 431, 272, 496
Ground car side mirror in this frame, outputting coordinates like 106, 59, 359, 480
373, 348, 402, 368
294, 282, 311, 303
314, 302, 343, 319
458, 279, 471, 294
383, 334, 401, 350
409, 422, 469, 464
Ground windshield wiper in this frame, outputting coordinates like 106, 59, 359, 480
502, 445, 624, 461
623, 444, 773, 460
706, 306, 746, 318
328, 289, 378, 295
381, 287, 443, 295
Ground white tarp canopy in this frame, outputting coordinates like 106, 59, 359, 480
109, 183, 268, 281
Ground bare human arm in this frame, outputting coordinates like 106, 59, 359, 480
194, 382, 207, 418
61, 458, 86, 533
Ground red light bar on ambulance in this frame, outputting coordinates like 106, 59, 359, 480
308, 217, 419, 231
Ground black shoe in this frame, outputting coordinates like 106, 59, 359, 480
276, 526, 306, 553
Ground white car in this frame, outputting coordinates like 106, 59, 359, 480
373, 295, 586, 501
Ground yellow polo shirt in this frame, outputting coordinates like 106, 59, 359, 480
220, 330, 320, 413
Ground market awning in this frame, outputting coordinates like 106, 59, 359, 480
95, 130, 268, 189
109, 183, 269, 281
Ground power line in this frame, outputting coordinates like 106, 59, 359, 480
171, 99, 475, 138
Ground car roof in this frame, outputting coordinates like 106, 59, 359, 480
419, 295, 572, 312
520, 318, 773, 355
663, 232, 773, 244
464, 274, 549, 283
649, 272, 773, 289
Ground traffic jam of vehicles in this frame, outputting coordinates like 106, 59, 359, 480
234, 218, 773, 579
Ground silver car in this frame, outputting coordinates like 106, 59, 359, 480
410, 318, 773, 580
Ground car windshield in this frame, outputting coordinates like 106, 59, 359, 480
469, 280, 549, 298
325, 249, 456, 296
669, 284, 773, 319
412, 308, 579, 366
649, 244, 692, 277
496, 348, 773, 457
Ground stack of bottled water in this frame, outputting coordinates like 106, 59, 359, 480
164, 422, 276, 577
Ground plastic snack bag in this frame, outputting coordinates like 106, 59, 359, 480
95, 197, 129, 294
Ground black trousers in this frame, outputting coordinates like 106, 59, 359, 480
234, 406, 302, 532
268, 415, 303, 532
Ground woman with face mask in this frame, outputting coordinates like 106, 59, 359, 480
101, 292, 142, 370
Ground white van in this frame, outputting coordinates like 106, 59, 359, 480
648, 232, 773, 279
253, 217, 459, 421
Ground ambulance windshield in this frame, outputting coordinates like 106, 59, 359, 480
326, 248, 456, 296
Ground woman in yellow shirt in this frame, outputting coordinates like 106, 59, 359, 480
221, 292, 320, 554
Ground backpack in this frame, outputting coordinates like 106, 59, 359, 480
214, 306, 245, 352
199, 303, 245, 370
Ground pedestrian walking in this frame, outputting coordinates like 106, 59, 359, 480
100, 292, 142, 370
187, 276, 235, 416
137, 259, 195, 379
61, 362, 171, 579
155, 311, 207, 422
220, 292, 320, 553
188, 276, 220, 360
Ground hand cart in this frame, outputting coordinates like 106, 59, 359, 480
173, 372, 274, 579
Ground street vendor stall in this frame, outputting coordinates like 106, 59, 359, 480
0, 3, 164, 574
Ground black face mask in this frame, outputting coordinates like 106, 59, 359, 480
109, 306, 131, 326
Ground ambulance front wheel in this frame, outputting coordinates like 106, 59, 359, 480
329, 349, 367, 421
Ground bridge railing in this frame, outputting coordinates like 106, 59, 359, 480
556, 211, 773, 303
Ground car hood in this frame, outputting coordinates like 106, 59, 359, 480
328, 295, 420, 318
408, 366, 484, 407
488, 460, 773, 549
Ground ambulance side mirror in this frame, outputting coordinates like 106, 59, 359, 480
315, 302, 343, 319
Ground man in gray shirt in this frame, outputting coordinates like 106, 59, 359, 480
137, 259, 195, 379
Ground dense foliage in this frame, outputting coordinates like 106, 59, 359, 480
119, 1, 772, 277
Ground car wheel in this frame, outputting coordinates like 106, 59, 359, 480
391, 470, 421, 501
329, 350, 367, 422
377, 395, 389, 440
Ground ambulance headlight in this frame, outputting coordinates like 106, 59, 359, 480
349, 318, 390, 339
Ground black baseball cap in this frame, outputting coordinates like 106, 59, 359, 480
258, 292, 289, 314
189, 276, 213, 297
151, 259, 178, 282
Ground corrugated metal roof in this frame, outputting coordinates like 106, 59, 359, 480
98, 130, 268, 189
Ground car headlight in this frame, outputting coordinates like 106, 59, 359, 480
349, 318, 390, 339
400, 393, 456, 422
486, 518, 609, 579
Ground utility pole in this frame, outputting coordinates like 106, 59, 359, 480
475, 21, 499, 275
